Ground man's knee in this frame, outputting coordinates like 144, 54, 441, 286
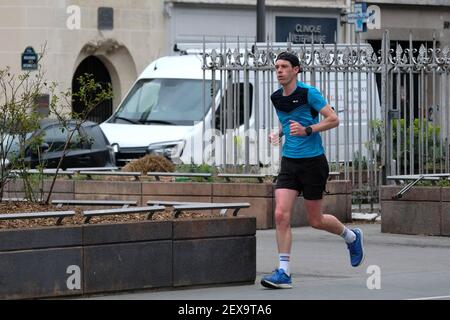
275, 208, 291, 227
308, 216, 324, 230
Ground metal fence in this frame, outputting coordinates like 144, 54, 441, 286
382, 32, 450, 178
200, 31, 450, 208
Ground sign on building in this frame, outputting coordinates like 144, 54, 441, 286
347, 3, 381, 32
98, 7, 114, 30
21, 46, 38, 70
276, 17, 338, 44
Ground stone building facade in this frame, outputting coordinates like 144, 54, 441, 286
0, 0, 166, 121
360, 1, 450, 47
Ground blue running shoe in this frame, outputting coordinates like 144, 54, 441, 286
347, 228, 365, 267
261, 268, 292, 289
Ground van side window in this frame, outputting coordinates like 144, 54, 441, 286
215, 83, 253, 132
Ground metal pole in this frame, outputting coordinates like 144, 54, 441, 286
408, 32, 415, 175
202, 38, 206, 165
381, 30, 391, 183
244, 42, 250, 169
257, 0, 266, 43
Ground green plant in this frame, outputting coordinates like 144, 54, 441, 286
175, 163, 217, 182
365, 118, 445, 174
438, 179, 450, 187
0, 50, 48, 201
415, 179, 450, 187
364, 119, 383, 166
44, 73, 113, 203
352, 151, 368, 170
392, 118, 443, 172
1, 45, 113, 203
416, 180, 435, 187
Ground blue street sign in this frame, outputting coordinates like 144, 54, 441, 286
347, 2, 368, 32
21, 46, 38, 70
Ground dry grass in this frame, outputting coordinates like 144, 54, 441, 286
122, 154, 175, 174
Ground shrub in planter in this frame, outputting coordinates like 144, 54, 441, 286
122, 155, 175, 174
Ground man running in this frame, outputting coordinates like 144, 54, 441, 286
261, 51, 365, 289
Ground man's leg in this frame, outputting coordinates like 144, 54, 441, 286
261, 188, 298, 289
275, 188, 299, 254
304, 199, 344, 235
304, 199, 365, 267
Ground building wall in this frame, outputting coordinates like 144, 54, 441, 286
166, 0, 346, 55
166, 0, 347, 8
361, 3, 450, 45
363, 0, 450, 5
0, 0, 167, 112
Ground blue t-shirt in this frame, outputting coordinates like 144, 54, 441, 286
270, 81, 327, 159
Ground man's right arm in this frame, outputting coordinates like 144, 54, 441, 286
269, 124, 283, 145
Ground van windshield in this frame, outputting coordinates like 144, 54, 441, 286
110, 79, 214, 126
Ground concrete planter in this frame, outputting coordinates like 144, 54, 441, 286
4, 179, 352, 230
442, 188, 450, 236
380, 186, 450, 236
142, 181, 212, 206
75, 180, 142, 205
172, 218, 256, 287
212, 183, 274, 229
4, 179, 75, 201
0, 217, 256, 299
0, 226, 83, 300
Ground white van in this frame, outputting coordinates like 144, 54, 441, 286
101, 54, 208, 165
100, 50, 280, 168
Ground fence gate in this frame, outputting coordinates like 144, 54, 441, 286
381, 31, 450, 179
199, 31, 450, 209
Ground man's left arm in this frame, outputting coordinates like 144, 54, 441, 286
289, 105, 339, 136
309, 105, 339, 133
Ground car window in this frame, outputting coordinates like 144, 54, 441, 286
83, 125, 108, 148
43, 125, 82, 151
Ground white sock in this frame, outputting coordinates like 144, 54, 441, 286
341, 227, 356, 244
279, 253, 290, 275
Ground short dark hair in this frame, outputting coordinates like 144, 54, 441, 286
276, 52, 300, 69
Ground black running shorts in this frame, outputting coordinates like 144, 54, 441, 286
275, 154, 329, 200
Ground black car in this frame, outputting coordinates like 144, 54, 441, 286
6, 119, 115, 169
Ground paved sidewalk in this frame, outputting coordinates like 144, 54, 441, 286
86, 222, 450, 300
